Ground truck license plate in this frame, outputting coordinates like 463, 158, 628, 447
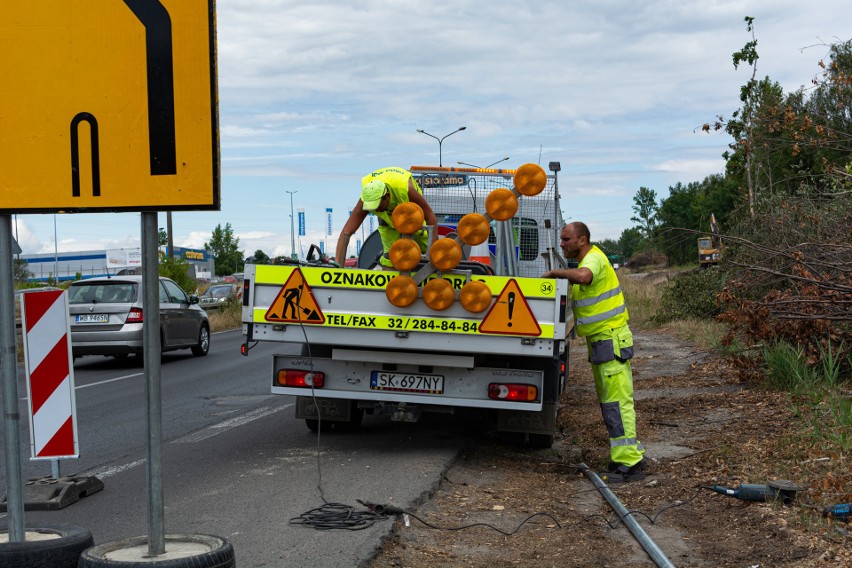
370, 371, 444, 394
76, 314, 109, 323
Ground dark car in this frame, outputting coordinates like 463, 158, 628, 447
67, 275, 209, 359
198, 283, 241, 311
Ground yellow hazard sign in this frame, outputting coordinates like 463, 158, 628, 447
265, 268, 325, 324
479, 279, 541, 336
0, 1, 219, 213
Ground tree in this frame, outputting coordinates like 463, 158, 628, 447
14, 258, 31, 284
617, 227, 644, 260
630, 186, 658, 242
158, 253, 196, 294
252, 249, 270, 264
205, 223, 244, 276
158, 227, 168, 247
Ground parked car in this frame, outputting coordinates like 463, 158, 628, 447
198, 283, 241, 311
67, 275, 209, 360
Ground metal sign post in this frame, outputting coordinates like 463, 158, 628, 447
0, 215, 25, 541
141, 212, 165, 556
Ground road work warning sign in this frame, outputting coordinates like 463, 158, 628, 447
479, 279, 541, 336
265, 268, 325, 324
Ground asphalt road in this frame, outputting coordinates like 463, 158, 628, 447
1, 329, 468, 567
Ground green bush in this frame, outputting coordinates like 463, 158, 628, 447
653, 268, 726, 323
158, 255, 197, 294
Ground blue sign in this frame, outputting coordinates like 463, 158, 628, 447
298, 210, 305, 236
326, 207, 333, 236
356, 240, 362, 256
319, 241, 325, 254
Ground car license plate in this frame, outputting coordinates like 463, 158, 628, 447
76, 314, 109, 323
370, 371, 444, 394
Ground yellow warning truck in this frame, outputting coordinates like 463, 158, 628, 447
240, 163, 571, 446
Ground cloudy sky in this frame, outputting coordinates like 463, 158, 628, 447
13, 0, 849, 260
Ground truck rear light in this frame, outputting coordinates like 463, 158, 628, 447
126, 307, 143, 323
242, 279, 250, 306
276, 370, 325, 388
488, 383, 538, 402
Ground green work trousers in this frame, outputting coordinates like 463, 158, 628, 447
587, 326, 645, 467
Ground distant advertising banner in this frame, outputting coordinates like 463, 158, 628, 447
368, 214, 374, 233
106, 248, 142, 268
319, 241, 325, 254
298, 209, 305, 236
326, 208, 333, 236
356, 240, 362, 256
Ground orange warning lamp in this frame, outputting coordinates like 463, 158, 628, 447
485, 188, 518, 221
459, 281, 492, 313
392, 202, 425, 235
422, 278, 455, 311
514, 163, 547, 196
457, 213, 490, 246
388, 239, 422, 271
385, 275, 418, 307
429, 238, 462, 271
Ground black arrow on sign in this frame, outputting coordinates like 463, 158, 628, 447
123, 0, 177, 176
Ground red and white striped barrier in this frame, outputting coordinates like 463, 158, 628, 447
21, 289, 79, 459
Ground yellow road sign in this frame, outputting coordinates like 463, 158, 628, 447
0, 1, 219, 213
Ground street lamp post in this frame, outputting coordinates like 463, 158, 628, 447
416, 126, 466, 167
457, 156, 510, 169
286, 190, 297, 260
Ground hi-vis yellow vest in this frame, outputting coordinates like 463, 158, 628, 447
572, 246, 629, 337
362, 168, 427, 251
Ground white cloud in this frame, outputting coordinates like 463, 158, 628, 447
14, 0, 849, 260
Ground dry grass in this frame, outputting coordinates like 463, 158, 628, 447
207, 301, 242, 333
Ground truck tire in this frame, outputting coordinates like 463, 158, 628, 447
527, 433, 555, 448
77, 534, 234, 568
0, 522, 94, 568
334, 404, 364, 432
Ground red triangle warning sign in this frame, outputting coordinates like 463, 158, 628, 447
264, 268, 325, 324
479, 279, 541, 336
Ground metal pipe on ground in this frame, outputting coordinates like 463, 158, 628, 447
579, 463, 676, 568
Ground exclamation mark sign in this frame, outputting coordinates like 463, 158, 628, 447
507, 292, 515, 327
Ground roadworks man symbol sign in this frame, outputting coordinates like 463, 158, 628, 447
479, 279, 541, 336
265, 268, 325, 324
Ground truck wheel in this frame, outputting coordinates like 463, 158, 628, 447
0, 523, 94, 568
78, 533, 234, 567
527, 433, 554, 448
334, 404, 364, 432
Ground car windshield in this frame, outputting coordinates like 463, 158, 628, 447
205, 286, 231, 298
68, 282, 137, 304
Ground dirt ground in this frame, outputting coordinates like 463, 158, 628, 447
369, 331, 851, 567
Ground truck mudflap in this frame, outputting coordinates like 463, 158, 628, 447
497, 401, 558, 436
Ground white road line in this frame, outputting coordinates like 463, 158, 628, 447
84, 458, 146, 480
75, 372, 144, 389
172, 404, 292, 444
19, 372, 144, 401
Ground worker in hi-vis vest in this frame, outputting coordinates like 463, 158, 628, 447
337, 167, 437, 269
544, 221, 646, 482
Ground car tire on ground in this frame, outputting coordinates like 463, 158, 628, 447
191, 325, 210, 357
77, 533, 235, 568
0, 522, 94, 568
